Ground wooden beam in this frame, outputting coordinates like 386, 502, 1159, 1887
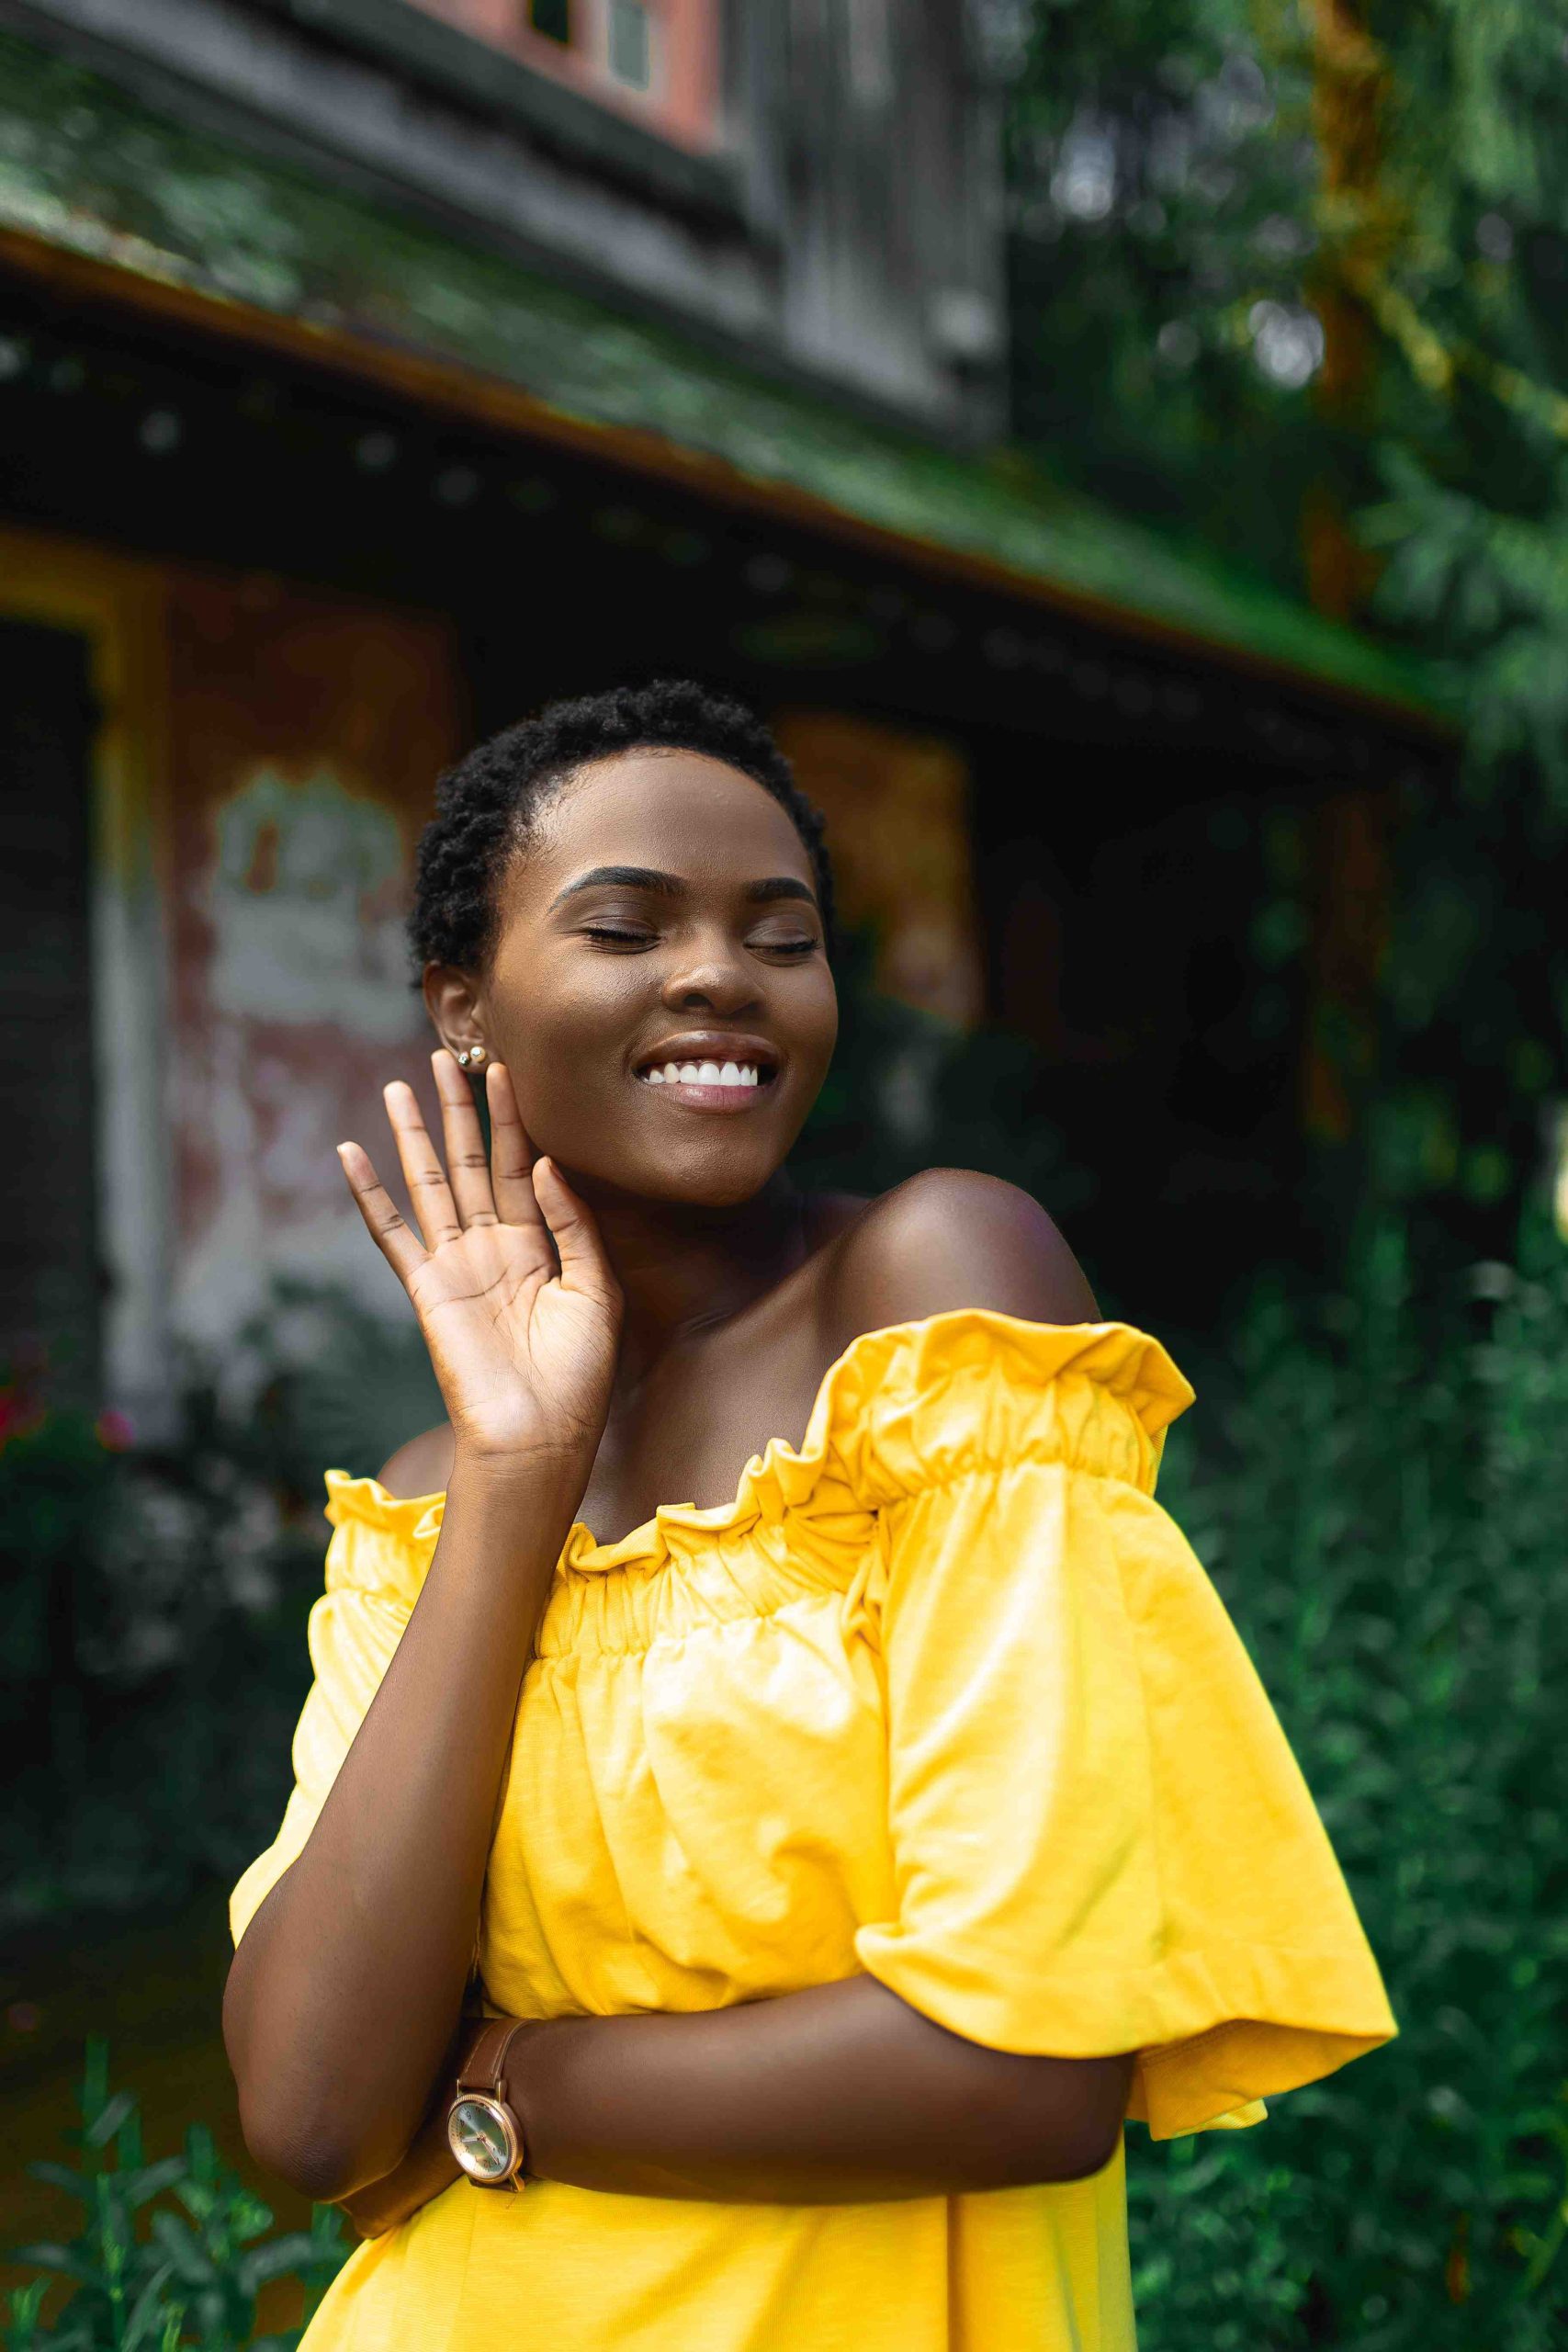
0, 221, 1447, 735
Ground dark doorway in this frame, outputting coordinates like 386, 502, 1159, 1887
0, 618, 102, 1404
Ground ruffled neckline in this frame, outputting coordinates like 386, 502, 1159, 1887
323, 1309, 1193, 1577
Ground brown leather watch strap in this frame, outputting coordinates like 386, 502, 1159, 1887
456, 2018, 526, 2101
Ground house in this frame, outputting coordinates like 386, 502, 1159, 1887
0, 0, 1446, 1433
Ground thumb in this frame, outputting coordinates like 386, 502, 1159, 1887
533, 1158, 616, 1305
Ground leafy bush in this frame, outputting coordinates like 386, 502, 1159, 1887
2, 1283, 440, 1937
1003, 0, 1568, 1250
5, 2041, 346, 2350
793, 928, 1093, 1216
1128, 1215, 1568, 2348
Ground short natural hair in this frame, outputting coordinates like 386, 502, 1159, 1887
409, 679, 836, 974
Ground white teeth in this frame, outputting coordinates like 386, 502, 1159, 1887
639, 1057, 768, 1089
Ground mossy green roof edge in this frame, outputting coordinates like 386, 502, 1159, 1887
0, 28, 1443, 721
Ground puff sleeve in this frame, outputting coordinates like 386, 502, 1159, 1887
228, 1472, 444, 1947
849, 1314, 1396, 2140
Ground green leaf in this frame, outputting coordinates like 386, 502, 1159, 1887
148, 2210, 216, 2288
121, 2156, 191, 2210
7, 2242, 96, 2284
24, 2160, 90, 2198
238, 2231, 326, 2287
85, 2090, 139, 2150
119, 2259, 179, 2350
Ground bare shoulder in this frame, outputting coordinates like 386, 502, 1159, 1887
821, 1168, 1100, 1349
376, 1421, 456, 1498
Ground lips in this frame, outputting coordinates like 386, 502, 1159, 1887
631, 1033, 781, 1110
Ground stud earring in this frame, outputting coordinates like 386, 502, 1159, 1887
456, 1045, 487, 1069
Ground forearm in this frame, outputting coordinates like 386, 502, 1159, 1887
223, 1451, 584, 2196
511, 1976, 1134, 2203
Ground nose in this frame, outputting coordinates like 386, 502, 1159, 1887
660, 932, 761, 1017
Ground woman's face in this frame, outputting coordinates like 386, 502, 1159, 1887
457, 750, 838, 1207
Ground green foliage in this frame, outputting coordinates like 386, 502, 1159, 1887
1006, 0, 1568, 1216
1007, 0, 1326, 579
792, 930, 1094, 1216
1128, 1217, 1568, 2347
4, 2041, 346, 2350
1, 1287, 439, 1935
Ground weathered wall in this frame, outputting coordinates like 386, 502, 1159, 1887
773, 0, 1005, 431
0, 526, 466, 1425
6, 0, 1004, 435
163, 571, 460, 1355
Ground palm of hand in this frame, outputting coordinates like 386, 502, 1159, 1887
338, 1053, 621, 1467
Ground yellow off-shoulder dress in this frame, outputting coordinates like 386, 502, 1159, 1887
231, 1311, 1395, 2351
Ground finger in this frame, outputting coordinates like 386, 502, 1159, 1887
485, 1062, 547, 1231
533, 1156, 616, 1305
433, 1048, 498, 1228
337, 1141, 429, 1288
383, 1080, 463, 1250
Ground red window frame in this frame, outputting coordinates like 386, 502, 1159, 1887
407, 0, 719, 153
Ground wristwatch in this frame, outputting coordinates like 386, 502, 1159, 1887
446, 2018, 529, 2189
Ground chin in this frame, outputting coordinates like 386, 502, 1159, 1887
621, 1146, 783, 1211
653, 1166, 778, 1210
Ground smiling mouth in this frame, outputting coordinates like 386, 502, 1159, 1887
635, 1057, 776, 1094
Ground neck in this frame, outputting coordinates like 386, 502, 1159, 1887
564, 1169, 808, 1386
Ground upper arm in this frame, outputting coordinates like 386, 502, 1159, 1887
377, 1422, 455, 1498
825, 1169, 1099, 1346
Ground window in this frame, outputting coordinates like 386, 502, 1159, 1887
607, 0, 651, 90
527, 0, 571, 44
403, 1, 716, 150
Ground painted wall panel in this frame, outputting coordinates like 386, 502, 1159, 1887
164, 575, 461, 1351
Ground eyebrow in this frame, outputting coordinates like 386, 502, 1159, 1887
547, 865, 818, 911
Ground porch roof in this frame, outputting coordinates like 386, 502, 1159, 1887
0, 26, 1444, 729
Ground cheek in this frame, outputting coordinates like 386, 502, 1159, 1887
491, 956, 646, 1069
791, 973, 839, 1070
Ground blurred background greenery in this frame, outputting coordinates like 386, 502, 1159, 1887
1003, 0, 1568, 1267
6, 0, 1568, 2343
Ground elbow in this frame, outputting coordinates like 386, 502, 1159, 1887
1042, 2055, 1135, 2185
1038, 2109, 1125, 2184
235, 2078, 399, 2205
240, 2109, 382, 2205
225, 1979, 403, 2202
989, 2109, 1122, 2189
985, 2054, 1133, 2188
238, 2098, 356, 2204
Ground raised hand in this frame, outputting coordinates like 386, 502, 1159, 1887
337, 1051, 621, 1472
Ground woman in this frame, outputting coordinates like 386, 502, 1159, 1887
223, 680, 1394, 2350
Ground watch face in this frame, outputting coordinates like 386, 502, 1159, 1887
447, 2094, 518, 2183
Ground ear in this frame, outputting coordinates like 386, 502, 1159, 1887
423, 962, 487, 1060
